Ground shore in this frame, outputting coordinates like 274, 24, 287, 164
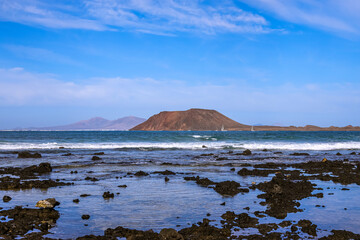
1, 147, 360, 239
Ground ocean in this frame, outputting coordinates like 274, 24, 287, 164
1, 131, 360, 239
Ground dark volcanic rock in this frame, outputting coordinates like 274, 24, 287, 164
3, 195, 11, 202
242, 149, 252, 155
0, 206, 59, 238
91, 156, 101, 161
319, 230, 360, 240
0, 163, 52, 179
184, 176, 247, 196
154, 170, 176, 175
82, 214, 90, 220
179, 218, 231, 240
290, 152, 310, 156
103, 191, 114, 199
85, 176, 99, 182
214, 181, 242, 196
238, 168, 277, 177
18, 151, 42, 158
221, 211, 259, 229
134, 171, 149, 176
184, 176, 215, 187
0, 176, 71, 190
297, 219, 317, 236
256, 173, 315, 219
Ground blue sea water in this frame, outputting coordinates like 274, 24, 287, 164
1, 131, 360, 239
1, 130, 360, 151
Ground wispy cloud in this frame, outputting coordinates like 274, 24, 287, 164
0, 0, 270, 34
240, 0, 360, 36
1, 67, 359, 123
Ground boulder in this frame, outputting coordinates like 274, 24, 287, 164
160, 228, 184, 240
36, 198, 60, 209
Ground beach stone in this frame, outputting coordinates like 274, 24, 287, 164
160, 228, 184, 240
165, 177, 170, 182
82, 214, 90, 220
18, 151, 42, 158
3, 195, 12, 202
36, 198, 60, 209
322, 158, 327, 162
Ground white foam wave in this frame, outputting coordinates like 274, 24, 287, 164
0, 141, 359, 151
241, 142, 360, 151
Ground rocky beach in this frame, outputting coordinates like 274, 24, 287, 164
1, 131, 360, 239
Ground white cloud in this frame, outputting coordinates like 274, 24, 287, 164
0, 0, 270, 34
0, 67, 359, 119
240, 0, 360, 36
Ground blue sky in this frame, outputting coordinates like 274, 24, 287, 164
0, 0, 360, 128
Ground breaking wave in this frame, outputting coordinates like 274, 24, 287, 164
0, 141, 360, 151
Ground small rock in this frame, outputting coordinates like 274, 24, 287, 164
134, 171, 149, 176
336, 152, 342, 156
165, 176, 170, 182
73, 199, 80, 203
322, 158, 327, 162
3, 195, 12, 202
117, 185, 127, 188
242, 149, 252, 155
91, 156, 101, 161
36, 198, 60, 209
80, 194, 91, 197
220, 202, 226, 206
82, 214, 90, 220
103, 191, 114, 199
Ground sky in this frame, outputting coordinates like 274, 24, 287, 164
0, 0, 360, 128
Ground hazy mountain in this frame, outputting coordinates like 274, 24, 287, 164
24, 116, 146, 130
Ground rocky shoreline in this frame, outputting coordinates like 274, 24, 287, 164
1, 150, 360, 239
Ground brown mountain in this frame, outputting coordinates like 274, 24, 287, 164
131, 108, 360, 131
131, 108, 250, 131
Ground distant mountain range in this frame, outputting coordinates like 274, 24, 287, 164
131, 108, 360, 131
16, 116, 146, 131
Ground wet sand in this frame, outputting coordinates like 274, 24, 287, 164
1, 149, 360, 239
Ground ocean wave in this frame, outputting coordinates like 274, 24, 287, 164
0, 141, 360, 151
